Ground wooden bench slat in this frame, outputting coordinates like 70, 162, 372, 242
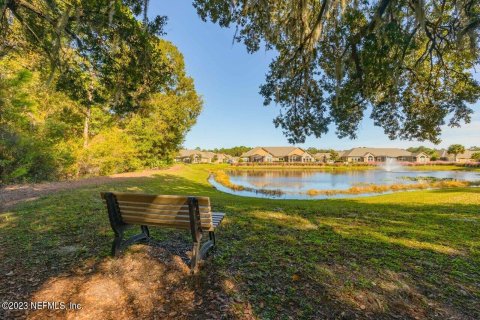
120, 211, 213, 222
122, 216, 213, 229
120, 209, 212, 219
102, 192, 210, 206
212, 213, 225, 226
116, 201, 211, 212
122, 218, 191, 229
212, 212, 225, 217
119, 205, 211, 215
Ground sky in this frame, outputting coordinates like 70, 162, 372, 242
150, 2, 480, 151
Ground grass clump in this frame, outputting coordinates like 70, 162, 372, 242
306, 180, 479, 196
212, 170, 285, 196
213, 170, 245, 191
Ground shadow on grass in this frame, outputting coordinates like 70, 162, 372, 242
0, 171, 479, 319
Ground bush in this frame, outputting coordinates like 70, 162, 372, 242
0, 130, 59, 184
78, 129, 142, 176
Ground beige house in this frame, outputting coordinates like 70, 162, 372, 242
440, 149, 477, 163
175, 150, 236, 164
314, 152, 332, 163
215, 153, 236, 163
340, 148, 430, 163
175, 150, 216, 163
240, 147, 315, 163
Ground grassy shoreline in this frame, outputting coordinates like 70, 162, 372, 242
211, 166, 480, 197
1, 164, 480, 319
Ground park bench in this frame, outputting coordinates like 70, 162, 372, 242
101, 192, 225, 272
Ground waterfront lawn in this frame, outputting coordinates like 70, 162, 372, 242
1, 164, 479, 319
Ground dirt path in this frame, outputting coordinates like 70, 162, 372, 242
0, 166, 181, 212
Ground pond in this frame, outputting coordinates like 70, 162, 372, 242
208, 169, 480, 200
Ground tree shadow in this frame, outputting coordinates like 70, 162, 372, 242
217, 196, 480, 318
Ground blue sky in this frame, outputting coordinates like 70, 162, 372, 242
151, 2, 479, 150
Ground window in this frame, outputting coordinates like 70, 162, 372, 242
367, 156, 374, 162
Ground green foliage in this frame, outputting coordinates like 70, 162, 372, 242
448, 144, 466, 157
471, 152, 480, 160
306, 147, 330, 154
1, 3, 202, 184
194, 0, 480, 143
0, 131, 58, 182
329, 149, 339, 161
0, 55, 75, 183
0, 38, 201, 184
125, 39, 202, 167
78, 128, 142, 176
211, 146, 251, 157
2, 0, 171, 115
406, 146, 439, 158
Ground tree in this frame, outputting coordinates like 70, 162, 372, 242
194, 0, 480, 144
125, 39, 202, 167
447, 144, 466, 161
406, 146, 439, 159
0, 36, 201, 183
1, 1, 172, 116
306, 147, 330, 154
211, 146, 251, 157
472, 152, 480, 161
0, 54, 83, 183
329, 149, 339, 161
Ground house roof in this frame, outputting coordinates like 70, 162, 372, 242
341, 148, 412, 158
240, 147, 265, 157
411, 151, 429, 157
177, 149, 199, 157
177, 149, 215, 159
241, 147, 314, 158
440, 149, 476, 159
314, 152, 331, 159
216, 153, 233, 160
241, 146, 309, 158
451, 150, 475, 158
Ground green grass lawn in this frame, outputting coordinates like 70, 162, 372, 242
1, 164, 479, 319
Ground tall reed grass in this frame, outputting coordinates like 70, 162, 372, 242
306, 180, 479, 196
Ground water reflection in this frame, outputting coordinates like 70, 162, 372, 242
212, 169, 480, 200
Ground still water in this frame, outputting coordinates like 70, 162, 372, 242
209, 169, 480, 200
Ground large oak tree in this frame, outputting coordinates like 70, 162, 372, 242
1, 0, 170, 114
194, 0, 480, 143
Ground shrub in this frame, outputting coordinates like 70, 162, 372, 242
78, 129, 142, 176
0, 128, 63, 184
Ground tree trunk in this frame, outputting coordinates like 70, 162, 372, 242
83, 106, 91, 148
83, 77, 94, 148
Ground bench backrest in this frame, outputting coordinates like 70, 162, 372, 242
101, 192, 213, 231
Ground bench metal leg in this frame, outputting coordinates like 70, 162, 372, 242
111, 226, 150, 257
141, 225, 150, 238
112, 231, 124, 257
209, 231, 216, 246
192, 231, 216, 272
